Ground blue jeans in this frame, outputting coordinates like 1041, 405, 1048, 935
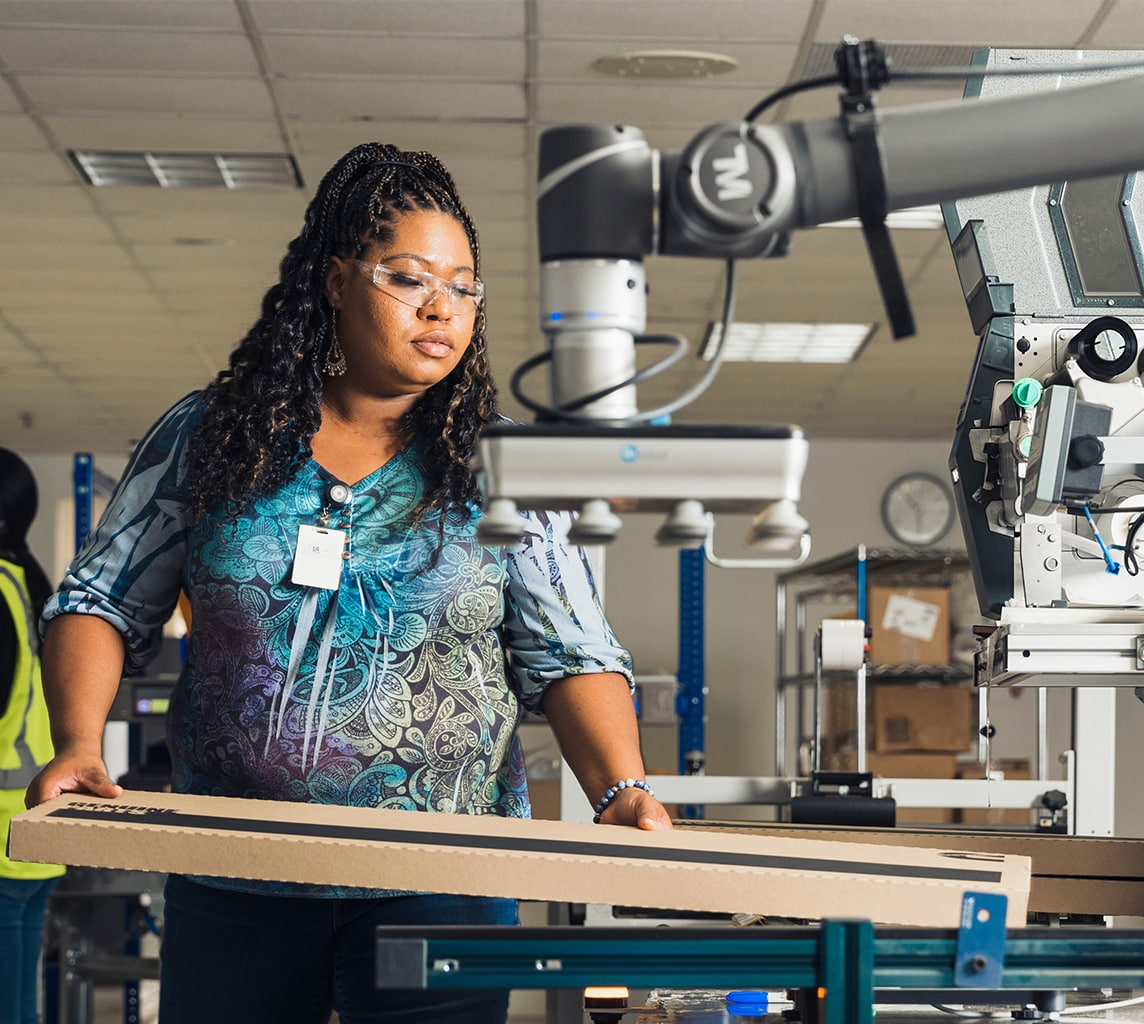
0, 876, 59, 1024
159, 875, 518, 1024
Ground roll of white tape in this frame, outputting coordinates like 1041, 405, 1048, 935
820, 619, 866, 671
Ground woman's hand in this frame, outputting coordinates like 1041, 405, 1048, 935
25, 750, 123, 808
596, 786, 674, 830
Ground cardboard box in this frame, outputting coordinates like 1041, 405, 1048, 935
955, 759, 1034, 827
868, 586, 951, 666
527, 779, 562, 821
866, 751, 959, 825
9, 791, 1029, 928
682, 819, 1144, 919
873, 683, 975, 753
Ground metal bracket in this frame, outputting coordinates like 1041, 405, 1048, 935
954, 892, 1008, 988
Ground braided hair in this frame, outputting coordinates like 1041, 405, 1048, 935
185, 143, 498, 536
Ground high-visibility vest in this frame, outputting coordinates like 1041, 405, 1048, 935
0, 557, 63, 879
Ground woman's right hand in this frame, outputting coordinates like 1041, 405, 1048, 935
25, 751, 123, 808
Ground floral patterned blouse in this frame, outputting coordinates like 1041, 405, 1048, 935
43, 392, 632, 895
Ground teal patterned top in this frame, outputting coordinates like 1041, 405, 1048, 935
44, 392, 632, 896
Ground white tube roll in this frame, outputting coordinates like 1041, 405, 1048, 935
820, 619, 867, 671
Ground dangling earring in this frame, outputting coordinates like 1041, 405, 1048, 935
324, 310, 347, 377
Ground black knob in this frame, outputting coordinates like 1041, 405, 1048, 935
1068, 434, 1104, 469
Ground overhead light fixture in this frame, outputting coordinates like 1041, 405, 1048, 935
820, 204, 945, 230
699, 321, 875, 363
592, 50, 737, 79
68, 150, 303, 189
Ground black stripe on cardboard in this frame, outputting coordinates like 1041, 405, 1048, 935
44, 805, 1005, 884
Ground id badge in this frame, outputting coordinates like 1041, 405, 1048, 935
292, 524, 346, 590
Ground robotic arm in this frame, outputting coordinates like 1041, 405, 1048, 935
476, 43, 1144, 554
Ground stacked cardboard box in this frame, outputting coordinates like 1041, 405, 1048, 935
867, 585, 951, 666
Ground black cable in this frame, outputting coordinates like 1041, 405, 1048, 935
744, 74, 839, 121
509, 259, 739, 424
1123, 513, 1144, 576
508, 333, 688, 418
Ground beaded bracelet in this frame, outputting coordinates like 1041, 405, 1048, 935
592, 778, 654, 823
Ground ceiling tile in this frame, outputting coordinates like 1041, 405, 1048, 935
249, 0, 526, 35
1089, 5, 1144, 47
0, 114, 48, 150
536, 0, 812, 42
534, 82, 791, 126
816, 0, 1109, 47
275, 78, 524, 122
262, 32, 525, 78
288, 119, 527, 160
0, 150, 76, 186
18, 74, 275, 117
0, 0, 243, 29
0, 27, 260, 74
44, 115, 288, 153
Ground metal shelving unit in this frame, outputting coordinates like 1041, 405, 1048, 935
774, 544, 973, 778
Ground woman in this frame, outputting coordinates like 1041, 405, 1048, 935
25, 144, 670, 1024
0, 448, 64, 1024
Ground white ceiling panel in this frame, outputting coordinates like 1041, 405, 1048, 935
536, 0, 812, 42
262, 32, 526, 78
44, 115, 288, 153
274, 78, 525, 121
0, 27, 260, 74
0, 150, 78, 186
92, 188, 305, 219
0, 214, 117, 245
0, 77, 22, 113
0, 185, 102, 216
248, 0, 526, 35
533, 82, 792, 126
0, 113, 49, 150
0, 242, 136, 272
19, 74, 275, 117
288, 119, 528, 159
815, 0, 1106, 46
0, 0, 244, 29
1089, 8, 1144, 48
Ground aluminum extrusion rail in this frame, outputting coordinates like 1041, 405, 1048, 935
376, 923, 1144, 1024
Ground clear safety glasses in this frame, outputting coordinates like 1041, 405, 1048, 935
352, 260, 484, 313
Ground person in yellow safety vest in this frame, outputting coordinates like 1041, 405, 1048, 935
0, 448, 64, 1024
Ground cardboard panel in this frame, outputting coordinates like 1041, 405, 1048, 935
685, 820, 1144, 918
9, 791, 1029, 928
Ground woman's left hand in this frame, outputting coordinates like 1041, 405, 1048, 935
597, 786, 674, 830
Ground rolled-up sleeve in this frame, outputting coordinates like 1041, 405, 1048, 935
501, 509, 634, 714
41, 393, 199, 673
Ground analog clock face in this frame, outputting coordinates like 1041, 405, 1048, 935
880, 472, 956, 547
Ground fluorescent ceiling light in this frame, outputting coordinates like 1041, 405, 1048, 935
820, 204, 945, 230
699, 321, 875, 363
69, 150, 303, 189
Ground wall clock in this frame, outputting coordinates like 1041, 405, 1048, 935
880, 472, 956, 547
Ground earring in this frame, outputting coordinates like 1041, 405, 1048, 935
324, 310, 347, 377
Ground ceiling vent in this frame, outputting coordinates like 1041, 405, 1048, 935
68, 150, 303, 189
